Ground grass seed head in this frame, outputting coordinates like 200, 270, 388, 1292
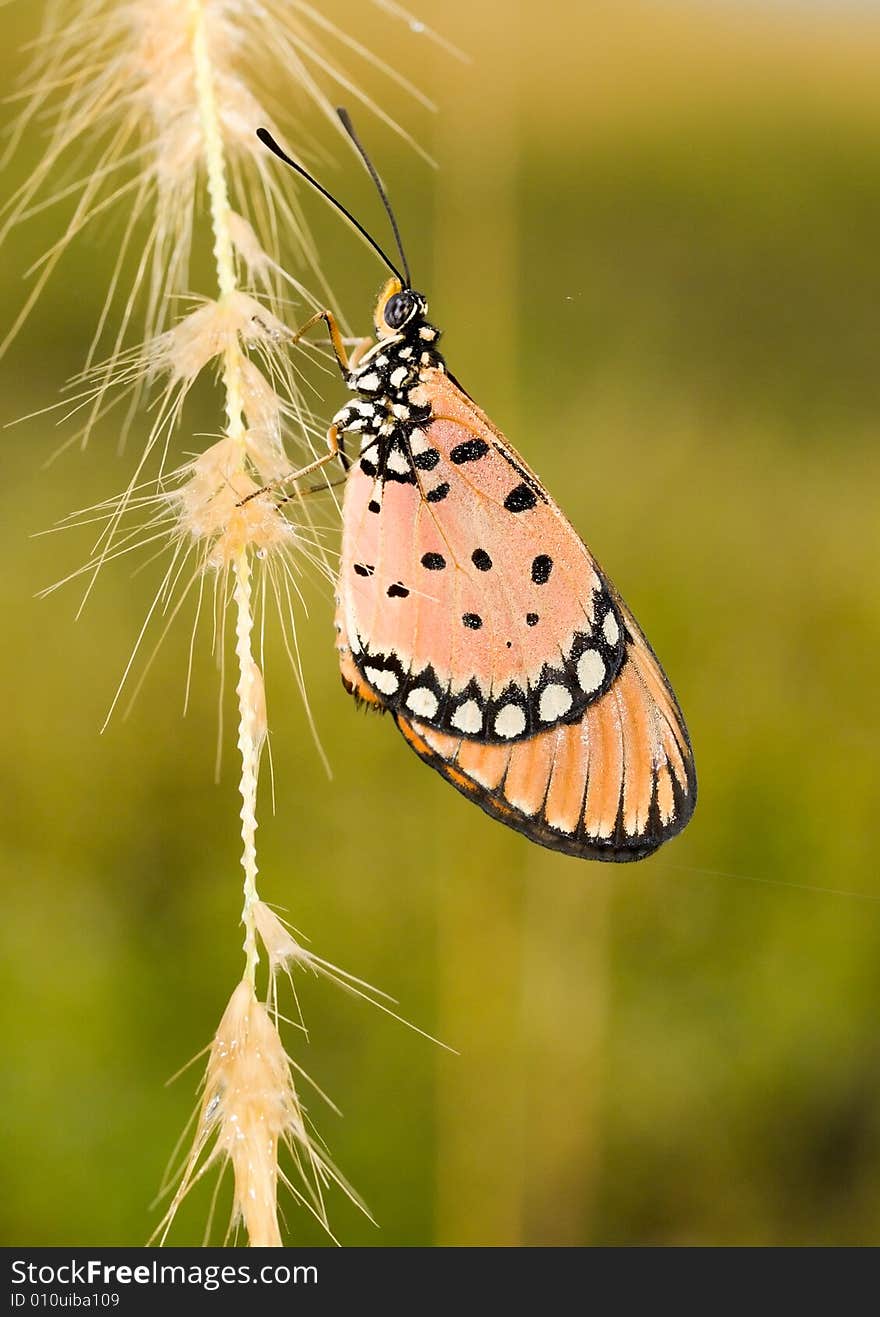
162, 979, 333, 1247
176, 438, 295, 568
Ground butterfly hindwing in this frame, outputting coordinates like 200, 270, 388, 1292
338, 370, 628, 744
393, 601, 696, 862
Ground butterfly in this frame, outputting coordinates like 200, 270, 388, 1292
255, 113, 696, 862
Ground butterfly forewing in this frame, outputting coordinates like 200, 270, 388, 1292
339, 370, 628, 744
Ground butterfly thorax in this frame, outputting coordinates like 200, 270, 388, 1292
331, 313, 446, 485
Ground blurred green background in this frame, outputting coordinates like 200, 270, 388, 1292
3, 0, 880, 1246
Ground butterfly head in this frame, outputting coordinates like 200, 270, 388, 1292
374, 277, 428, 339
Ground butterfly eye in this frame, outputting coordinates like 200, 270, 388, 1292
384, 291, 415, 329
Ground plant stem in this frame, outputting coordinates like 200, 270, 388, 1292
190, 0, 260, 988
233, 551, 261, 987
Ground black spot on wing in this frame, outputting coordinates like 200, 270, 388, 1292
427, 482, 450, 503
413, 448, 440, 470
421, 552, 446, 570
531, 554, 553, 584
493, 446, 548, 501
471, 549, 492, 571
504, 482, 537, 513
387, 582, 410, 599
462, 613, 482, 630
353, 563, 374, 578
450, 438, 489, 464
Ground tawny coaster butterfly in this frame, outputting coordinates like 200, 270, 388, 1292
255, 112, 696, 861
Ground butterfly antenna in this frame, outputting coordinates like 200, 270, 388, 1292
255, 127, 405, 284
336, 107, 412, 289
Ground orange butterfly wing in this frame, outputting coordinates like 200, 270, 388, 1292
338, 369, 627, 741
394, 602, 695, 861
336, 369, 696, 861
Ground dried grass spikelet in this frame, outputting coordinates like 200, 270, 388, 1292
47, 281, 337, 694
177, 439, 294, 569
2, 0, 442, 368
72, 293, 304, 466
47, 406, 335, 735
160, 979, 366, 1246
160, 294, 292, 387
238, 357, 293, 484
254, 901, 453, 1050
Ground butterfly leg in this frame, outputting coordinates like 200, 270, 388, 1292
289, 309, 358, 381
236, 313, 360, 508
346, 336, 375, 370
236, 425, 346, 508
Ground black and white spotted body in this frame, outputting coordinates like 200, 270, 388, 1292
332, 294, 446, 489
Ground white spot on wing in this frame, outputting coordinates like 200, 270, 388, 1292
365, 666, 399, 695
359, 372, 380, 392
494, 704, 526, 739
407, 687, 439, 717
390, 365, 408, 387
539, 684, 573, 721
577, 649, 605, 694
451, 700, 482, 734
386, 448, 410, 475
603, 612, 620, 646
410, 429, 428, 453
